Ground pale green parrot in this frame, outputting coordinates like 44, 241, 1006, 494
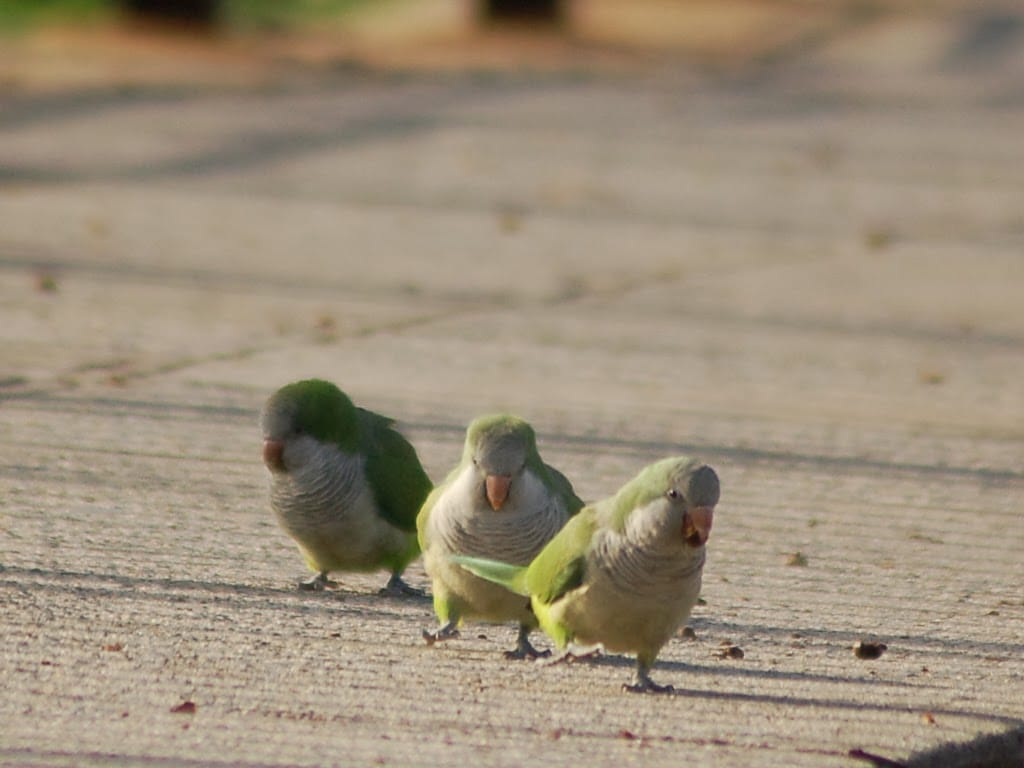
417, 414, 583, 659
260, 379, 432, 596
454, 456, 719, 692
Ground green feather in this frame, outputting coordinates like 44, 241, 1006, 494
271, 379, 360, 451
449, 489, 595, 606
449, 554, 530, 596
269, 379, 431, 534
421, 414, 582, 551
604, 456, 705, 532
543, 464, 585, 518
357, 407, 432, 534
525, 507, 597, 605
464, 413, 584, 516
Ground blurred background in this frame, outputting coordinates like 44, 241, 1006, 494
1, 0, 1022, 414
3, 0, 979, 84
2, 3, 1023, 766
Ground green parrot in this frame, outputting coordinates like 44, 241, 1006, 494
453, 456, 719, 692
260, 379, 432, 596
417, 414, 584, 659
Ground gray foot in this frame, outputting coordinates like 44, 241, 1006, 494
623, 663, 673, 694
422, 621, 460, 646
542, 647, 602, 667
298, 572, 336, 591
623, 678, 674, 694
504, 625, 551, 660
379, 573, 427, 598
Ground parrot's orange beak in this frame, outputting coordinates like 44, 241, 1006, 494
485, 474, 512, 510
683, 506, 714, 547
263, 439, 285, 472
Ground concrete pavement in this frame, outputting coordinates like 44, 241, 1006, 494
2, 4, 1023, 766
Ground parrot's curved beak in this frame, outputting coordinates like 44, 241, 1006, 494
683, 506, 714, 547
263, 439, 286, 472
485, 474, 512, 510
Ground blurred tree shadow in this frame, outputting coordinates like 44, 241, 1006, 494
481, 0, 563, 24
119, 0, 566, 28
122, 0, 217, 26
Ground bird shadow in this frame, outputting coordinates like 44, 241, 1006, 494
531, 650, 1019, 729
0, 564, 418, 622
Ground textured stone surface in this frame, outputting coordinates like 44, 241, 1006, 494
2, 4, 1023, 766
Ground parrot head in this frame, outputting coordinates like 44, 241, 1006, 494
260, 379, 358, 474
463, 414, 538, 511
617, 457, 719, 550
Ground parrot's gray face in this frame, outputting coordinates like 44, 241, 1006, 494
472, 435, 527, 511
675, 463, 719, 548
629, 466, 719, 551
260, 399, 303, 474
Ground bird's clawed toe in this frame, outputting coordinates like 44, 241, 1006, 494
422, 624, 461, 646
298, 572, 336, 591
379, 574, 427, 599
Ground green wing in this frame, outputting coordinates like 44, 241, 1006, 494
358, 408, 432, 533
545, 463, 585, 518
523, 440, 584, 520
525, 506, 597, 606
449, 554, 529, 596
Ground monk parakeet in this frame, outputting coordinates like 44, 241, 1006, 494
454, 456, 719, 692
418, 414, 583, 659
260, 379, 432, 596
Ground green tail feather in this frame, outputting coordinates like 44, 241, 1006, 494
449, 554, 530, 596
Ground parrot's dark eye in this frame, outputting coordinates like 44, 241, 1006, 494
666, 489, 682, 501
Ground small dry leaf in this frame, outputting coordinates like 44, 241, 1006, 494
715, 644, 745, 660
312, 314, 338, 342
497, 209, 524, 234
35, 270, 59, 293
786, 551, 809, 567
170, 701, 196, 714
103, 642, 123, 652
921, 711, 936, 725
87, 216, 111, 239
853, 641, 887, 660
618, 730, 638, 741
918, 370, 945, 385
864, 227, 895, 250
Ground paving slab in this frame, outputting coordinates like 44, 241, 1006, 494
2, 4, 1023, 767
